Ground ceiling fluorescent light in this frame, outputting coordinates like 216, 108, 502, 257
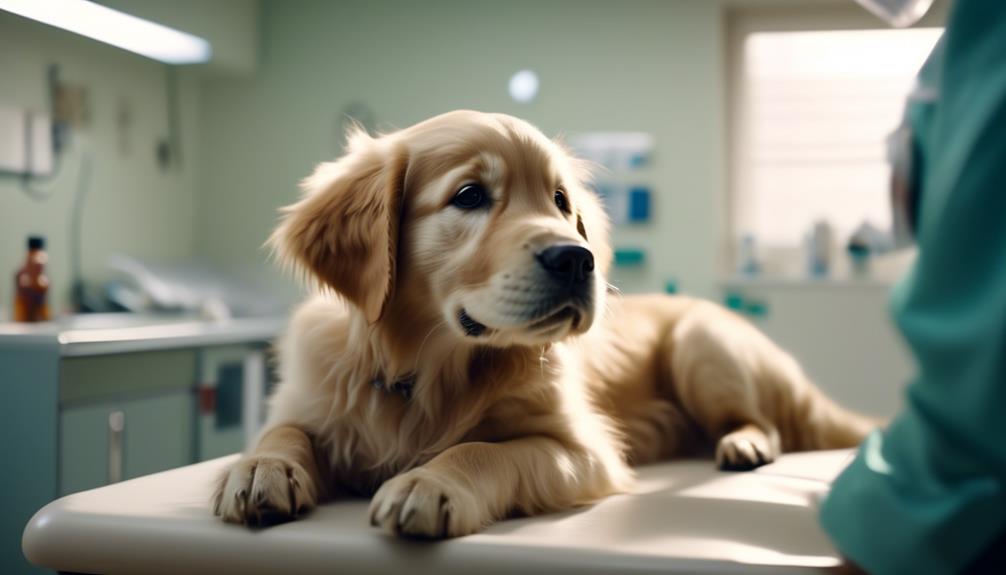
0, 0, 212, 64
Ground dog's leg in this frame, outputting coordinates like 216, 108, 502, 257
369, 437, 629, 538
675, 369, 782, 471
668, 306, 783, 471
213, 425, 324, 526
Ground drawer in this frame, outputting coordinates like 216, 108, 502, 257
60, 349, 196, 404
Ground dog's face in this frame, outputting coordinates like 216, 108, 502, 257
272, 110, 610, 348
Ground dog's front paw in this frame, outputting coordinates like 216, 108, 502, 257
369, 467, 485, 539
213, 455, 318, 526
716, 427, 778, 471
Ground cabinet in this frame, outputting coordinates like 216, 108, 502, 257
721, 280, 914, 417
0, 314, 282, 574
59, 392, 194, 495
57, 350, 196, 495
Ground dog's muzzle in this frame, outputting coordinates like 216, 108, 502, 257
456, 244, 597, 339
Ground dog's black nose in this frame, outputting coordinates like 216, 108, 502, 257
537, 245, 594, 285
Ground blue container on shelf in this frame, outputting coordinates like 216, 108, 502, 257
627, 187, 651, 223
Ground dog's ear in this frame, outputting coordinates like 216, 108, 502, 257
270, 133, 408, 323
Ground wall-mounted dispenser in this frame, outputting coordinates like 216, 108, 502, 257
0, 106, 53, 176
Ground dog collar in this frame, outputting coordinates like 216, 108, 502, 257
371, 373, 416, 400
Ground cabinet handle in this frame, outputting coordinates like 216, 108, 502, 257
107, 410, 125, 484
243, 351, 266, 450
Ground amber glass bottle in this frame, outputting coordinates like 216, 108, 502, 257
13, 236, 51, 322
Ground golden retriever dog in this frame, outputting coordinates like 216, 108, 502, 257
213, 110, 876, 538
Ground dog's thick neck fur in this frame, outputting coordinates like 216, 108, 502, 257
358, 255, 561, 403
312, 292, 574, 485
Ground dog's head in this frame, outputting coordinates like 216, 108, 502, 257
271, 110, 610, 347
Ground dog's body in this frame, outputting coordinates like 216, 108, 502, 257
214, 111, 876, 538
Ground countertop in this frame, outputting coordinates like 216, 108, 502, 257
0, 313, 286, 356
22, 450, 855, 574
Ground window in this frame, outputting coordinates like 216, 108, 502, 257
731, 27, 942, 271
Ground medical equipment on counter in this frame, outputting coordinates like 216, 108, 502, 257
804, 221, 834, 277
105, 255, 288, 319
737, 234, 761, 277
12, 236, 51, 322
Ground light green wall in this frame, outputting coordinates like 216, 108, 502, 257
197, 0, 726, 297
0, 12, 202, 316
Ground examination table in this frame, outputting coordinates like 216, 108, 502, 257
22, 449, 854, 574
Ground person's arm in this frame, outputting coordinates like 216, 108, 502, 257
820, 2, 1006, 573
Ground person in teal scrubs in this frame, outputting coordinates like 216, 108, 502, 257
820, 1, 1006, 573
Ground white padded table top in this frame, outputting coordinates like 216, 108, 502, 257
23, 450, 855, 574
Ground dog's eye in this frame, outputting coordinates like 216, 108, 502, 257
452, 184, 490, 210
554, 190, 571, 214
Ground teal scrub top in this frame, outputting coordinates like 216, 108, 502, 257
819, 1, 1006, 573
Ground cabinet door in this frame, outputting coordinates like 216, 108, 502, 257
59, 391, 194, 495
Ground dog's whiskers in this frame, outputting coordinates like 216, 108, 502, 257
539, 345, 550, 379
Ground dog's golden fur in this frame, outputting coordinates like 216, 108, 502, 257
214, 110, 876, 537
